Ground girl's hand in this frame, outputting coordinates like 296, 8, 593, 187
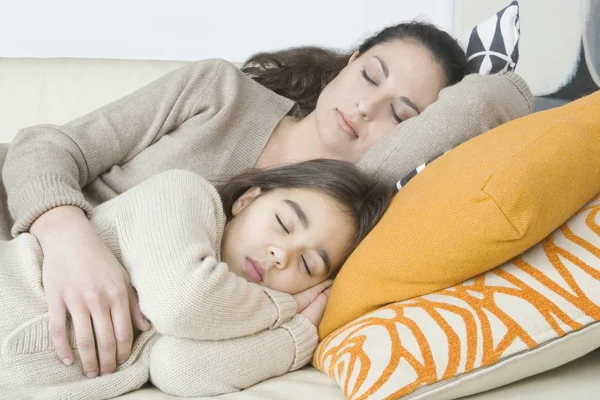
292, 280, 333, 313
31, 206, 151, 378
300, 287, 331, 326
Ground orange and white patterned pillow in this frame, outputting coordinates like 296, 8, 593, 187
315, 196, 600, 400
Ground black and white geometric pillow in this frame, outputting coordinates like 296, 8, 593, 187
458, 1, 520, 75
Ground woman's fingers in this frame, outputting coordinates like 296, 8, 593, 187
47, 297, 74, 366
70, 303, 98, 378
90, 301, 117, 376
35, 208, 139, 377
111, 290, 135, 366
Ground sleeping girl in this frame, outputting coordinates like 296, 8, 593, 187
0, 159, 391, 399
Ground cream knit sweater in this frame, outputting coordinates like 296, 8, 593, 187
0, 170, 317, 400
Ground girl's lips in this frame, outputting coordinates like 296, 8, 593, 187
245, 257, 264, 283
336, 110, 358, 139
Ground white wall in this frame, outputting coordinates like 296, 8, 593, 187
0, 0, 453, 62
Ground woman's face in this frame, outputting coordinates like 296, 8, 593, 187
314, 39, 447, 162
220, 187, 355, 294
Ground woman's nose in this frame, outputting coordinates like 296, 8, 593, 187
356, 95, 384, 121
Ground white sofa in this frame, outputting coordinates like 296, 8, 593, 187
1, 54, 600, 400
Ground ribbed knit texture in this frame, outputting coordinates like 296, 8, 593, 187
0, 170, 316, 399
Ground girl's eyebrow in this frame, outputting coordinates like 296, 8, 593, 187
318, 249, 331, 274
283, 199, 331, 272
284, 199, 308, 228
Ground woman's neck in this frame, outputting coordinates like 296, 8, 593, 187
255, 112, 335, 169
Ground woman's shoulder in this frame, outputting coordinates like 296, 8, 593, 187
188, 58, 292, 102
186, 58, 249, 84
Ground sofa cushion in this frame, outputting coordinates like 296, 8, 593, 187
315, 195, 600, 399
320, 90, 600, 339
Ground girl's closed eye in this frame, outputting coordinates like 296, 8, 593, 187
276, 212, 312, 275
301, 256, 312, 277
275, 214, 289, 234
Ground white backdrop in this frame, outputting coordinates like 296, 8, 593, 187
0, 0, 454, 61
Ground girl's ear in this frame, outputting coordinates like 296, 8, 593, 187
231, 186, 262, 216
348, 50, 359, 65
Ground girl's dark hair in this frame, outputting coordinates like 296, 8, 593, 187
242, 21, 470, 119
218, 159, 392, 274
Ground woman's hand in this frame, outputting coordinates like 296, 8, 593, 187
300, 287, 331, 326
292, 280, 333, 313
31, 206, 151, 378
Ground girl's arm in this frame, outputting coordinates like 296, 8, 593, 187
106, 169, 298, 339
149, 315, 318, 397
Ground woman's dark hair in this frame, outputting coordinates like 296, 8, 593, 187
242, 20, 470, 119
218, 159, 392, 274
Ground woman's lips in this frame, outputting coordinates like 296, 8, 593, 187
245, 257, 265, 283
336, 110, 358, 139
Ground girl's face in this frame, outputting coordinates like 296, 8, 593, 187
220, 187, 355, 294
314, 39, 446, 162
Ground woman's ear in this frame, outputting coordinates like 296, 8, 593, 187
231, 187, 262, 216
348, 51, 360, 65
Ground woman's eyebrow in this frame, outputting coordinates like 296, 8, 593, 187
374, 55, 389, 77
374, 56, 420, 114
284, 199, 308, 228
399, 96, 421, 114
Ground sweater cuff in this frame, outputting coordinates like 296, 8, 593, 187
263, 288, 297, 328
9, 175, 93, 237
281, 315, 319, 371
501, 71, 534, 113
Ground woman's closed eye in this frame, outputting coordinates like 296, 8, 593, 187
390, 105, 403, 123
362, 69, 403, 124
361, 69, 377, 85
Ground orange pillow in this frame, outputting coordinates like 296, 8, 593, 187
315, 195, 600, 399
319, 90, 600, 339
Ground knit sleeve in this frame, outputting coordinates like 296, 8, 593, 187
110, 170, 297, 340
149, 315, 318, 397
2, 58, 228, 237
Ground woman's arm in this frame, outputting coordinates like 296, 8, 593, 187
3, 59, 228, 378
4, 58, 227, 236
107, 169, 298, 339
149, 315, 318, 397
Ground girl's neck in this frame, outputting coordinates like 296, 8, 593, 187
255, 112, 335, 169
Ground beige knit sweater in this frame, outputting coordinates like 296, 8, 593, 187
0, 169, 317, 400
0, 58, 532, 240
